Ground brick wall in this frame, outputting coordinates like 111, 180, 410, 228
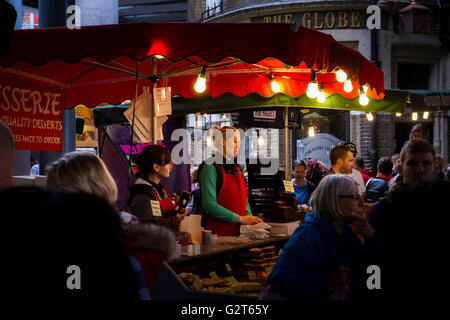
351, 113, 395, 171
187, 0, 206, 22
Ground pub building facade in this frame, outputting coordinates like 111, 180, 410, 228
188, 0, 450, 170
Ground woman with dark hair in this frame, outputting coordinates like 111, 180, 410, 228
291, 160, 315, 205
305, 158, 329, 187
128, 145, 189, 242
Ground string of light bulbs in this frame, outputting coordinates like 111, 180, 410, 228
192, 64, 372, 107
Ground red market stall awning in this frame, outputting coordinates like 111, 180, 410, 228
0, 22, 385, 151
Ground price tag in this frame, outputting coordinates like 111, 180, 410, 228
283, 180, 295, 193
248, 271, 256, 281
150, 200, 162, 217
209, 271, 218, 279
225, 263, 232, 273
193, 279, 203, 290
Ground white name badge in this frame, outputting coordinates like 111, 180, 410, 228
150, 200, 162, 217
283, 180, 295, 193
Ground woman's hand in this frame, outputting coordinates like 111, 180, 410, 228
175, 208, 188, 222
239, 215, 262, 225
351, 215, 375, 239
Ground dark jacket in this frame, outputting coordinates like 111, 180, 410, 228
120, 222, 176, 297
269, 211, 378, 300
365, 176, 390, 203
128, 178, 179, 232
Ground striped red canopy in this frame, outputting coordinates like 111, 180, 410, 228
0, 22, 385, 109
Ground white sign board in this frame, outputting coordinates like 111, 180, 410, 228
297, 133, 343, 169
153, 87, 172, 116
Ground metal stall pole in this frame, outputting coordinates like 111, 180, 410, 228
151, 57, 158, 145
285, 106, 289, 180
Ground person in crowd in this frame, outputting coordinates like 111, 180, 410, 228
329, 145, 355, 175
377, 177, 450, 300
198, 126, 262, 236
367, 139, 437, 239
0, 120, 14, 190
1, 185, 145, 299
364, 157, 393, 203
342, 142, 366, 196
390, 153, 401, 178
30, 157, 40, 176
291, 160, 315, 205
0, 125, 145, 298
401, 123, 427, 150
128, 145, 191, 245
47, 151, 176, 298
355, 157, 372, 185
435, 155, 446, 180
409, 123, 426, 140
389, 153, 402, 189
187, 169, 203, 215
260, 175, 378, 300
305, 158, 329, 187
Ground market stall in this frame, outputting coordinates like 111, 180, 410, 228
1, 22, 388, 299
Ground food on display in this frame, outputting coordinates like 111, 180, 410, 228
176, 245, 281, 297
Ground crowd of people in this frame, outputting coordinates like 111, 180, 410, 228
1, 118, 449, 300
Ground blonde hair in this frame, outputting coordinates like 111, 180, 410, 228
46, 152, 118, 207
309, 174, 357, 221
210, 125, 239, 150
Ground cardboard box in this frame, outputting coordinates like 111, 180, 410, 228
267, 221, 300, 236
13, 175, 35, 187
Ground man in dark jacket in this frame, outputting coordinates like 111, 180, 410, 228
368, 139, 437, 240
364, 157, 393, 203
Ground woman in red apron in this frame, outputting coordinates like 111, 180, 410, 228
199, 126, 262, 236
129, 145, 190, 243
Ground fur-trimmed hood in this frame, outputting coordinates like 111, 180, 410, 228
123, 223, 176, 260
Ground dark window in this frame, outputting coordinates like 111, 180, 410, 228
397, 63, 430, 90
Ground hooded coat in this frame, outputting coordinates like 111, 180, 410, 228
269, 211, 378, 300
119, 218, 176, 298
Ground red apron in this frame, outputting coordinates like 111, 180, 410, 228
205, 165, 247, 236
151, 187, 175, 211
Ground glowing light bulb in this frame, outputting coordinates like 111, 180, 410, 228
336, 69, 347, 82
412, 112, 418, 121
395, 113, 402, 117
257, 136, 265, 146
155, 55, 164, 59
344, 80, 353, 93
270, 79, 281, 93
194, 75, 206, 93
359, 93, 369, 106
423, 112, 429, 119
366, 112, 374, 121
221, 113, 227, 119
317, 90, 326, 103
308, 127, 315, 137
306, 82, 319, 98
